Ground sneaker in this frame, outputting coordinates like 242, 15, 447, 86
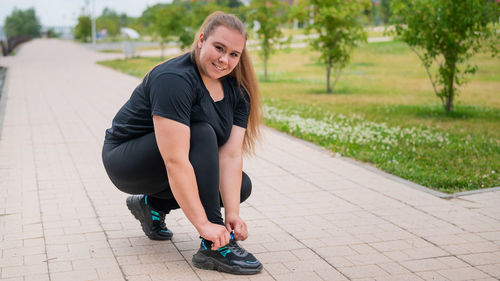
192, 233, 263, 275
126, 195, 173, 240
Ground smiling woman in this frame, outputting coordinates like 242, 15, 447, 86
101, 11, 263, 275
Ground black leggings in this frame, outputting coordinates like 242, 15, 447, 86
102, 122, 252, 225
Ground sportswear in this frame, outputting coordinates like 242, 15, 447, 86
126, 195, 173, 240
104, 52, 250, 147
192, 234, 263, 275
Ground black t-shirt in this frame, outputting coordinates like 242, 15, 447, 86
104, 53, 250, 146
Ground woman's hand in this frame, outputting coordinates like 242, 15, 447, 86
198, 222, 231, 250
225, 213, 248, 241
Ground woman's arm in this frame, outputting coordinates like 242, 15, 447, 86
153, 115, 230, 249
218, 125, 248, 240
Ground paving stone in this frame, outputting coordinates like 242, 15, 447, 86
48, 261, 73, 273
264, 263, 292, 275
1, 264, 48, 278
256, 251, 300, 264
314, 245, 358, 257
125, 276, 152, 281
458, 252, 500, 266
121, 263, 169, 276
437, 267, 490, 281
338, 265, 389, 279
415, 272, 450, 281
51, 269, 99, 281
345, 253, 392, 266
401, 259, 450, 272
377, 262, 411, 275
273, 272, 323, 281
290, 248, 320, 260
476, 264, 500, 278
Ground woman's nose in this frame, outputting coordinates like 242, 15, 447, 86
218, 54, 228, 64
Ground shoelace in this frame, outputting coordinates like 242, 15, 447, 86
227, 239, 247, 256
151, 211, 167, 231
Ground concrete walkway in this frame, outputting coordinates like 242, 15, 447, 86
0, 39, 499, 281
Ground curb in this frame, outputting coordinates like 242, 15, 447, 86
265, 126, 499, 200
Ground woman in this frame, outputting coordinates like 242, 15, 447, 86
102, 12, 263, 275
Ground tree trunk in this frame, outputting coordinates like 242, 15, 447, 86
445, 92, 454, 112
444, 54, 457, 112
264, 58, 268, 82
331, 67, 343, 93
326, 62, 332, 93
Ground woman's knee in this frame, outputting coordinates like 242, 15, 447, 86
240, 172, 252, 203
190, 122, 217, 144
189, 122, 218, 167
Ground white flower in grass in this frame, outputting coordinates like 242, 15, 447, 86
263, 105, 449, 147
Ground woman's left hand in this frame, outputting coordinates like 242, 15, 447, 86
225, 214, 248, 241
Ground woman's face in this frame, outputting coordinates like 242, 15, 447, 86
198, 25, 245, 81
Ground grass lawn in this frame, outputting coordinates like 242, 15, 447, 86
97, 40, 500, 194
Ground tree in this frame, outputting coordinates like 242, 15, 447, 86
182, 0, 221, 49
217, 0, 243, 9
150, 3, 189, 58
295, 0, 369, 93
4, 7, 41, 37
247, 0, 289, 81
74, 16, 92, 42
380, 0, 392, 24
97, 8, 121, 38
142, 1, 220, 56
391, 0, 499, 112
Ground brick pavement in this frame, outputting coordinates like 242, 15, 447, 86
0, 39, 499, 281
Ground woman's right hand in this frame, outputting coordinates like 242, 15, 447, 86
198, 222, 231, 250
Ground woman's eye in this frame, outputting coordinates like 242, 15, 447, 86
215, 46, 223, 51
231, 53, 239, 58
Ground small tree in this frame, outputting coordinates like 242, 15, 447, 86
247, 0, 289, 81
295, 0, 369, 93
391, 0, 499, 112
151, 3, 188, 58
4, 7, 41, 37
97, 8, 121, 38
74, 15, 92, 42
181, 1, 221, 49
380, 0, 392, 24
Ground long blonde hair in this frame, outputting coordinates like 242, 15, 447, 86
190, 11, 261, 155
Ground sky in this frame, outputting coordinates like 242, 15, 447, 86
0, 0, 173, 27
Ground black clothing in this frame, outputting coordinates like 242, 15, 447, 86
102, 122, 252, 226
102, 53, 252, 226
104, 52, 250, 147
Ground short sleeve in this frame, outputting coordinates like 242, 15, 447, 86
149, 73, 196, 126
233, 88, 250, 128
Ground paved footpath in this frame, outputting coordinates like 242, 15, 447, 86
0, 39, 499, 281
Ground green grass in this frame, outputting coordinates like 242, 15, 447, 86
99, 49, 122, 53
98, 56, 172, 78
97, 40, 500, 193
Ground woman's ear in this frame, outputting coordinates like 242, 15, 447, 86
198, 33, 204, 49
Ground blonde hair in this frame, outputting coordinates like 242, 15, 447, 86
190, 11, 261, 155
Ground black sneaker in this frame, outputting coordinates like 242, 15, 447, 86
192, 233, 263, 275
126, 195, 173, 240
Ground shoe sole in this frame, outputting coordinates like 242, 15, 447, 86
126, 196, 172, 241
192, 252, 263, 275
